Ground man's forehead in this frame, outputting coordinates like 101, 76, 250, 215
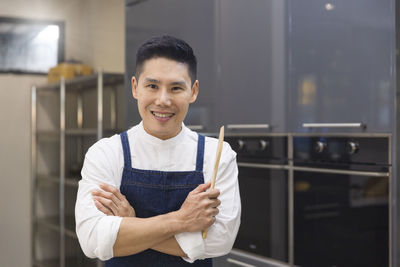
141, 57, 188, 70
139, 57, 191, 82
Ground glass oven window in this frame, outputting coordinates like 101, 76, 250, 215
294, 171, 389, 267
234, 167, 288, 262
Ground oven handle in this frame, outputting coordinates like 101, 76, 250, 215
237, 162, 287, 170
227, 124, 270, 130
226, 258, 256, 267
237, 163, 389, 177
302, 122, 365, 128
292, 166, 389, 177
186, 125, 204, 131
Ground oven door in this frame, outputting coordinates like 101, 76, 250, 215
233, 164, 288, 263
293, 169, 389, 267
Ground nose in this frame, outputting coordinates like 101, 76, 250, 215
155, 88, 171, 106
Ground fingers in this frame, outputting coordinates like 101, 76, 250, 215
191, 182, 211, 194
92, 183, 136, 217
93, 198, 113, 216
93, 195, 119, 215
92, 186, 121, 208
99, 183, 126, 202
206, 188, 220, 199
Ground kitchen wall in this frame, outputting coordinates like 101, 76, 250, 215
0, 1, 125, 266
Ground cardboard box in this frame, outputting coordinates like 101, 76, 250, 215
48, 63, 93, 83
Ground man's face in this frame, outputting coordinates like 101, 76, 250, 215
132, 57, 199, 140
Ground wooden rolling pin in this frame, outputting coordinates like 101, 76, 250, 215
202, 125, 224, 239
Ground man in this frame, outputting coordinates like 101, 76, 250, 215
75, 35, 241, 266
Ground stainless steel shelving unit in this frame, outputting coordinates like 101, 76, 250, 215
31, 72, 124, 267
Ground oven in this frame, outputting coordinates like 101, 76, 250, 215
292, 135, 391, 267
221, 134, 289, 266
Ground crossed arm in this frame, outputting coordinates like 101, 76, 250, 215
91, 182, 221, 257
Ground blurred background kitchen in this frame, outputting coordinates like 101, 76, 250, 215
1, 0, 399, 267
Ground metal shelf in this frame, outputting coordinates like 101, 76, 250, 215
32, 71, 123, 267
37, 175, 79, 188
37, 174, 59, 184
65, 177, 79, 187
37, 128, 121, 137
36, 215, 77, 239
36, 73, 124, 92
34, 257, 97, 267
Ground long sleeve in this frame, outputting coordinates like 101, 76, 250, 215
75, 125, 241, 262
175, 141, 241, 262
75, 137, 123, 260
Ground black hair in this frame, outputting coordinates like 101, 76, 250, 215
135, 35, 197, 85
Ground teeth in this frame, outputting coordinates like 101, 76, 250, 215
153, 112, 173, 118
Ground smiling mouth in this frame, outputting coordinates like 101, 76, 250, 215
151, 111, 174, 118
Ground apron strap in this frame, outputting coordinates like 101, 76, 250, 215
120, 131, 132, 169
196, 134, 205, 172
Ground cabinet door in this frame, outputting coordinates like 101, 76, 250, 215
215, 0, 286, 133
288, 0, 395, 133
125, 0, 218, 132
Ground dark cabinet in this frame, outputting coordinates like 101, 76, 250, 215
125, 0, 218, 131
288, 0, 395, 133
215, 0, 286, 133
125, 0, 286, 133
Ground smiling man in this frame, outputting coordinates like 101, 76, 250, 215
75, 35, 241, 266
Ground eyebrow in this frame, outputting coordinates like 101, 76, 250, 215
144, 77, 187, 87
144, 77, 160, 84
170, 81, 187, 87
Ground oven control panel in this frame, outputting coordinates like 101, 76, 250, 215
293, 136, 390, 170
225, 136, 288, 164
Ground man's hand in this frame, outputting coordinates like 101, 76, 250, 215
91, 183, 136, 217
175, 182, 221, 232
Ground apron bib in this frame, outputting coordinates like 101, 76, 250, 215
105, 131, 212, 267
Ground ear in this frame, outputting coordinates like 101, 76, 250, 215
189, 80, 199, 104
131, 76, 138, 99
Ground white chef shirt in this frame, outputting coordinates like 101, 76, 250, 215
75, 122, 241, 262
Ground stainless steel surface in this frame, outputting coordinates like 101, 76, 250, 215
97, 70, 103, 140
314, 140, 326, 153
389, 132, 393, 267
259, 140, 269, 151
236, 139, 245, 151
292, 165, 389, 177
32, 73, 122, 267
292, 132, 392, 137
226, 258, 256, 267
77, 94, 83, 166
227, 124, 270, 130
186, 125, 204, 131
302, 123, 365, 129
60, 77, 66, 267
390, 165, 393, 267
237, 162, 287, 170
35, 73, 124, 92
288, 135, 294, 266
31, 86, 37, 267
110, 87, 117, 130
230, 249, 290, 267
347, 141, 359, 155
77, 94, 83, 128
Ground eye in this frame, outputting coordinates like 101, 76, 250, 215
147, 84, 158, 89
171, 86, 183, 91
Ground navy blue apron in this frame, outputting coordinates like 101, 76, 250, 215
105, 131, 212, 267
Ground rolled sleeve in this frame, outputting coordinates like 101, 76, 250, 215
175, 141, 241, 261
175, 232, 205, 263
203, 142, 241, 258
75, 137, 124, 260
94, 216, 123, 260
75, 180, 123, 260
